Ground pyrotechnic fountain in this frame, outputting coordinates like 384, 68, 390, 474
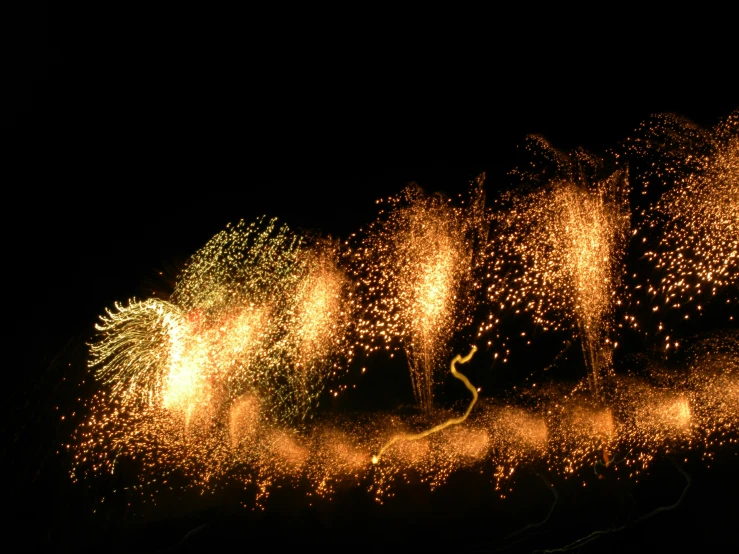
67, 110, 738, 541
486, 137, 630, 400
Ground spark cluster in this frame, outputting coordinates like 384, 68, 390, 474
629, 111, 738, 317
70, 336, 738, 506
486, 137, 630, 397
88, 217, 351, 428
346, 179, 487, 411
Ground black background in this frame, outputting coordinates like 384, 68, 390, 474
5, 4, 738, 552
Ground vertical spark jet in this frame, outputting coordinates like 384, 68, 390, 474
284, 240, 351, 423
349, 179, 487, 412
403, 204, 467, 410
488, 139, 630, 400
555, 178, 629, 397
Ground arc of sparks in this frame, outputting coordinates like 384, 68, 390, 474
371, 345, 478, 464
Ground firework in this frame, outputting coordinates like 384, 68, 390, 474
67, 111, 739, 516
347, 178, 487, 411
481, 404, 547, 494
276, 239, 352, 422
629, 111, 738, 320
86, 217, 352, 475
486, 138, 630, 398
89, 298, 186, 408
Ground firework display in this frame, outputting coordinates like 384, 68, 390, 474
485, 137, 631, 398
629, 111, 738, 317
68, 110, 738, 513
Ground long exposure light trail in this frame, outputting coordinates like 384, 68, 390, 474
372, 345, 478, 464
67, 109, 738, 513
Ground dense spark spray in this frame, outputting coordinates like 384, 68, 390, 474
486, 138, 630, 398
285, 245, 351, 421
89, 298, 187, 408
67, 109, 739, 518
347, 178, 487, 411
628, 110, 738, 316
684, 332, 739, 454
71, 333, 739, 507
88, 217, 351, 429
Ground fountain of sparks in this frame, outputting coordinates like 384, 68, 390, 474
63, 110, 739, 538
486, 137, 631, 400
347, 179, 487, 412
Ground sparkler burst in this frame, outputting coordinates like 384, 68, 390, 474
88, 217, 351, 430
630, 110, 738, 314
346, 179, 487, 411
486, 137, 630, 398
89, 298, 186, 408
64, 111, 739, 542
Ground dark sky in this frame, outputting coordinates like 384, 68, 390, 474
6, 5, 738, 552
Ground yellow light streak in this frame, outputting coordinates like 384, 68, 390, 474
372, 345, 478, 464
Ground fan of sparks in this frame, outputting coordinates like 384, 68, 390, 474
628, 111, 738, 316
68, 110, 738, 508
89, 217, 352, 426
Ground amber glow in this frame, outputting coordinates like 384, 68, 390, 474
68, 110, 738, 510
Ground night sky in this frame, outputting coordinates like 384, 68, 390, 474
6, 6, 739, 553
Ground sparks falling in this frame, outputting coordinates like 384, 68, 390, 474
68, 110, 738, 512
347, 179, 487, 411
486, 137, 630, 398
630, 111, 738, 317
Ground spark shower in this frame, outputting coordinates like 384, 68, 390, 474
68, 111, 737, 512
